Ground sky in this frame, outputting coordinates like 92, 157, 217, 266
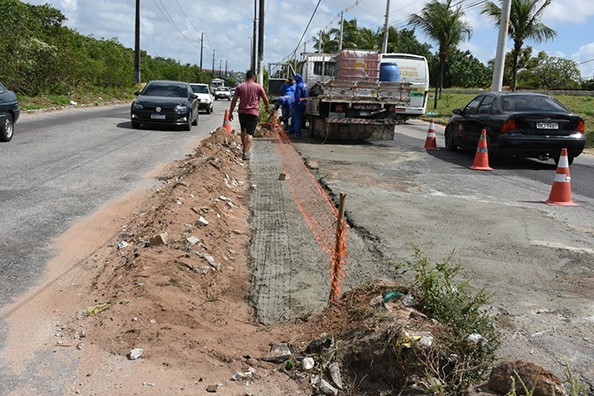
22, 0, 594, 80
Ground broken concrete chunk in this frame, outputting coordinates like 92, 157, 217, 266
319, 379, 338, 395
302, 357, 315, 371
194, 252, 221, 271
328, 362, 343, 389
196, 216, 209, 226
186, 236, 200, 246
128, 348, 143, 360
278, 172, 290, 181
205, 384, 218, 393
150, 233, 168, 246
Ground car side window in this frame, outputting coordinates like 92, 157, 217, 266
478, 96, 494, 114
464, 96, 483, 115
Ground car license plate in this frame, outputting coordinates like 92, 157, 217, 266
536, 122, 558, 129
151, 114, 166, 120
329, 112, 345, 119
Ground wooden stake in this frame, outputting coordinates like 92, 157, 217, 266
330, 192, 347, 303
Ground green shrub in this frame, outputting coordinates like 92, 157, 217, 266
401, 247, 501, 394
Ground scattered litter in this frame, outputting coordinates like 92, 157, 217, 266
402, 294, 419, 307
467, 333, 485, 344
302, 357, 315, 371
278, 172, 290, 181
196, 216, 209, 226
231, 367, 255, 381
383, 291, 403, 303
306, 335, 334, 354
85, 303, 111, 317
116, 241, 131, 250
128, 348, 143, 360
369, 294, 384, 306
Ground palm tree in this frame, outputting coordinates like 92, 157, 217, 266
482, 0, 556, 91
409, 0, 472, 108
330, 19, 360, 49
312, 30, 338, 53
355, 27, 381, 50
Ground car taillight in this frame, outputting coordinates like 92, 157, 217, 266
577, 120, 585, 134
501, 118, 517, 133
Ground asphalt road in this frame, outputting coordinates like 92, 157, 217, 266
0, 103, 224, 308
290, 120, 594, 386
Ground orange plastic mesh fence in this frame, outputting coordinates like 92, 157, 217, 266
268, 118, 348, 303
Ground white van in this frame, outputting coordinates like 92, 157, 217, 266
381, 53, 430, 119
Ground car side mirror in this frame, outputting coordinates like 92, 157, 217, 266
193, 93, 199, 98
452, 108, 462, 115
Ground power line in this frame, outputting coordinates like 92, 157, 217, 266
152, 0, 201, 48
287, 0, 323, 61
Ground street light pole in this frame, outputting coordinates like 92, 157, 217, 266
252, 0, 257, 72
134, 0, 140, 83
491, 0, 512, 91
257, 0, 264, 84
199, 32, 204, 71
381, 0, 391, 53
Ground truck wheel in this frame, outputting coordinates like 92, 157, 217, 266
0, 113, 14, 142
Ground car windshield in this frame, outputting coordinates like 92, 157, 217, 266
143, 83, 187, 97
501, 95, 568, 113
191, 85, 209, 94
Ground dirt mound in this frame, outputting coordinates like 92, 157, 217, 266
61, 127, 309, 394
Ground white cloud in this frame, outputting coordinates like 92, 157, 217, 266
573, 43, 594, 79
544, 0, 594, 24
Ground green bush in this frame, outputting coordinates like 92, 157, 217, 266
401, 247, 501, 394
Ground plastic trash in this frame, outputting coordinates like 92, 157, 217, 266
383, 291, 404, 303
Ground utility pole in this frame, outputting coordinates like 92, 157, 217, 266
199, 32, 204, 71
134, 0, 140, 83
219, 59, 222, 77
257, 0, 264, 84
212, 49, 215, 79
225, 60, 228, 78
338, 11, 344, 51
491, 0, 512, 91
318, 30, 323, 53
381, 0, 391, 53
251, 0, 257, 72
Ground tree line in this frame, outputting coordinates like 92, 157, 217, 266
312, 0, 593, 95
1, 0, 591, 99
0, 0, 223, 97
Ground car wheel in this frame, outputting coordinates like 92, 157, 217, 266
206, 106, 212, 114
444, 126, 457, 151
0, 113, 14, 142
131, 121, 140, 129
227, 97, 231, 101
184, 113, 192, 131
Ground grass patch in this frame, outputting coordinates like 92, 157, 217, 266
18, 85, 137, 111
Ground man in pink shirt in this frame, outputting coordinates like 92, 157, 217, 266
229, 70, 270, 160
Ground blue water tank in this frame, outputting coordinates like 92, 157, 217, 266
380, 62, 400, 82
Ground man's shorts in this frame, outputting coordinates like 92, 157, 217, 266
238, 113, 259, 136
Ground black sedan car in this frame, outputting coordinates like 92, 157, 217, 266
0, 82, 20, 142
444, 92, 586, 164
131, 80, 199, 130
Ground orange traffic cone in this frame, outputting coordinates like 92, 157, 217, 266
423, 120, 437, 150
469, 129, 493, 171
544, 148, 577, 206
223, 109, 232, 134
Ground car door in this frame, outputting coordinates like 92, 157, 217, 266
470, 95, 495, 147
455, 95, 483, 149
188, 85, 198, 116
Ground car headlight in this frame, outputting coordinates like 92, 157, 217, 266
200, 98, 207, 103
132, 102, 143, 110
175, 104, 188, 113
